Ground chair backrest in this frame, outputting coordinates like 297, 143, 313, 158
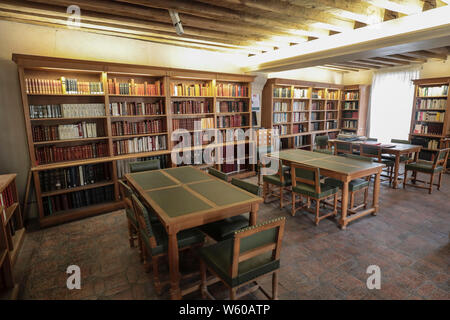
129, 159, 161, 173
344, 153, 373, 162
131, 194, 157, 248
290, 163, 321, 194
229, 217, 285, 279
118, 179, 133, 209
360, 144, 381, 162
366, 138, 378, 142
434, 148, 450, 168
257, 129, 272, 147
391, 139, 409, 144
334, 141, 353, 155
231, 178, 260, 196
208, 167, 228, 181
315, 135, 329, 149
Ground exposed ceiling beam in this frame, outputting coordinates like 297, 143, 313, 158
353, 59, 397, 67
387, 54, 428, 62
401, 49, 448, 59
330, 62, 373, 70
364, 56, 411, 64
323, 64, 363, 71
364, 0, 424, 15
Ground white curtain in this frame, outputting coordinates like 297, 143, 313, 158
369, 66, 420, 143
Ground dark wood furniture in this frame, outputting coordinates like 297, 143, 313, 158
341, 85, 370, 136
262, 160, 291, 209
125, 166, 262, 299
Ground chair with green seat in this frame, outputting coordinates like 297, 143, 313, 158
118, 180, 139, 249
263, 160, 291, 209
256, 145, 272, 186
360, 143, 394, 186
313, 135, 333, 154
131, 194, 205, 295
334, 141, 354, 156
403, 148, 450, 194
324, 154, 372, 213
382, 138, 411, 162
200, 217, 286, 300
208, 167, 228, 181
200, 179, 260, 242
129, 159, 161, 173
290, 163, 339, 225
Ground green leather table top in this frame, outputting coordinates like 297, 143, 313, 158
129, 170, 177, 190
188, 180, 255, 207
165, 166, 213, 184
329, 140, 422, 154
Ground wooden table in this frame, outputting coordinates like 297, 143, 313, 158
125, 166, 263, 300
329, 140, 422, 189
268, 149, 384, 229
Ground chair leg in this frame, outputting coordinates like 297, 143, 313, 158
291, 192, 296, 217
438, 172, 442, 190
152, 256, 162, 295
263, 182, 268, 203
127, 221, 135, 248
333, 193, 338, 216
200, 260, 207, 299
280, 186, 283, 208
429, 173, 434, 194
315, 199, 320, 226
403, 169, 408, 189
272, 271, 278, 300
349, 192, 355, 211
229, 288, 237, 300
363, 187, 368, 209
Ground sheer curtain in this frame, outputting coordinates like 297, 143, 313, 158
369, 66, 420, 143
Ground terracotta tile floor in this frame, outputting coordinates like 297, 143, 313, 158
15, 173, 450, 300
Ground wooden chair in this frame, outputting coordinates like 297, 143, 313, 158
403, 148, 450, 194
382, 139, 411, 162
200, 217, 286, 300
200, 178, 260, 242
256, 129, 273, 186
334, 141, 354, 155
324, 154, 372, 213
129, 159, 161, 173
131, 194, 205, 295
262, 160, 291, 208
118, 180, 138, 248
290, 163, 339, 225
360, 144, 394, 185
313, 135, 333, 154
208, 167, 228, 181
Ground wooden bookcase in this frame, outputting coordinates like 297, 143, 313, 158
0, 174, 25, 300
261, 78, 343, 150
13, 54, 255, 227
341, 85, 370, 136
409, 77, 450, 161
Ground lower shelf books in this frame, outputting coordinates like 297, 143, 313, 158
172, 118, 214, 131
217, 115, 248, 128
325, 121, 338, 129
0, 184, 14, 222
29, 104, 105, 119
172, 100, 211, 114
413, 123, 443, 135
111, 119, 165, 136
35, 143, 109, 164
273, 125, 288, 135
293, 123, 307, 133
342, 120, 357, 129
216, 101, 247, 113
294, 135, 308, 147
42, 185, 114, 216
113, 135, 167, 155
221, 162, 247, 174
116, 155, 170, 178
39, 163, 111, 192
109, 101, 164, 116
32, 122, 100, 141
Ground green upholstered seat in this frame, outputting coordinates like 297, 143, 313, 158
199, 219, 282, 288
324, 178, 369, 192
391, 139, 409, 144
129, 159, 161, 173
344, 154, 373, 162
231, 178, 261, 196
381, 159, 395, 167
366, 138, 378, 142
208, 167, 228, 181
200, 216, 249, 242
313, 149, 333, 155
382, 154, 409, 162
263, 173, 291, 187
405, 161, 443, 174
292, 182, 338, 199
315, 135, 329, 148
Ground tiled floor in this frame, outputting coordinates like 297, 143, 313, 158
15, 173, 450, 300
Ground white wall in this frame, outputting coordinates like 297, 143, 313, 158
268, 67, 344, 84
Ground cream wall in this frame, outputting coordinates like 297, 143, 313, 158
268, 67, 344, 84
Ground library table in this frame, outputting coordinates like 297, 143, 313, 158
268, 149, 384, 229
329, 140, 422, 189
125, 166, 262, 300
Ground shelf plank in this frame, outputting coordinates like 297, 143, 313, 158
110, 114, 166, 118
32, 157, 113, 171
4, 203, 19, 224
41, 181, 115, 197
112, 132, 168, 139
33, 137, 109, 145
28, 93, 105, 97
108, 94, 164, 98
10, 228, 25, 266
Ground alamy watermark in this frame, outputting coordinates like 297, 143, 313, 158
66, 5, 81, 29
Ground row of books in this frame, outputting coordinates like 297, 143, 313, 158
273, 113, 288, 124
343, 101, 358, 110
170, 83, 212, 97
342, 120, 357, 129
311, 122, 322, 131
418, 85, 448, 97
107, 79, 163, 96
311, 101, 324, 110
113, 135, 167, 155
216, 83, 248, 97
411, 137, 440, 150
326, 112, 338, 119
294, 135, 308, 147
29, 104, 105, 119
325, 121, 338, 130
35, 143, 109, 164
111, 120, 165, 136
293, 88, 308, 98
416, 98, 447, 110
221, 163, 247, 174
311, 112, 323, 121
32, 122, 99, 142
274, 101, 289, 112
116, 155, 169, 178
293, 112, 307, 122
344, 92, 359, 100
216, 101, 248, 113
413, 123, 443, 135
273, 124, 288, 135
416, 111, 445, 122
42, 185, 114, 216
39, 163, 111, 192
217, 115, 248, 128
342, 110, 358, 119
293, 101, 307, 111
293, 123, 307, 133
0, 184, 14, 222
273, 87, 291, 98
26, 77, 104, 95
172, 100, 211, 114
312, 89, 325, 99
109, 101, 164, 116
327, 91, 340, 100
326, 101, 337, 110
172, 118, 214, 131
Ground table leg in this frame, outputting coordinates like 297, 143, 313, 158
339, 181, 349, 229
393, 154, 400, 189
250, 203, 259, 226
372, 172, 381, 215
168, 231, 181, 300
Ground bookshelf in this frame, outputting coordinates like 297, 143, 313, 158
261, 78, 342, 151
14, 54, 255, 226
0, 174, 25, 300
341, 85, 370, 136
409, 77, 450, 161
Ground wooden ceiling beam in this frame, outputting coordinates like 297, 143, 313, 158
402, 50, 448, 59
364, 0, 424, 15
386, 54, 427, 62
364, 56, 411, 64
323, 64, 362, 71
330, 62, 373, 70
353, 59, 397, 67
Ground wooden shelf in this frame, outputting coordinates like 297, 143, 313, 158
410, 133, 444, 138
33, 137, 109, 145
171, 113, 215, 117
417, 95, 448, 98
28, 93, 105, 97
110, 114, 166, 118
108, 94, 164, 98
30, 117, 107, 121
112, 150, 171, 161
216, 96, 250, 99
0, 249, 7, 266
112, 132, 168, 139
4, 203, 19, 224
10, 228, 25, 266
41, 181, 115, 197
216, 112, 250, 115
32, 157, 113, 171
171, 96, 214, 98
